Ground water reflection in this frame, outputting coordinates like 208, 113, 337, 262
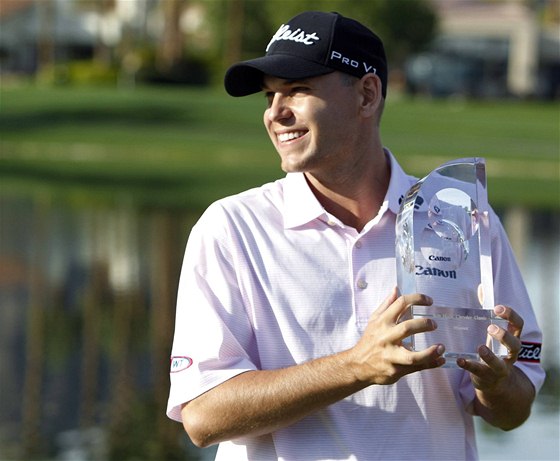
0, 191, 558, 460
0, 192, 203, 460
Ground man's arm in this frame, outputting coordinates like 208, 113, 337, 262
182, 352, 366, 448
182, 289, 446, 448
458, 305, 536, 430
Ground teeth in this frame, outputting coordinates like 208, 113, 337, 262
278, 131, 305, 143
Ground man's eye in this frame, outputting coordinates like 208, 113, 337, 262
291, 87, 309, 94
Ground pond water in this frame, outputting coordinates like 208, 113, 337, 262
0, 192, 558, 460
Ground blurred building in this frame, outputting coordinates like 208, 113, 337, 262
407, 0, 560, 99
0, 0, 207, 85
0, 0, 95, 74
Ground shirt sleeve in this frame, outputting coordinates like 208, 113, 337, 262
166, 203, 258, 423
458, 209, 545, 411
490, 210, 545, 391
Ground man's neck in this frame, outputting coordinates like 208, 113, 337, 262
304, 149, 390, 232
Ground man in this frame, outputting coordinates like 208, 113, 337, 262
167, 11, 544, 460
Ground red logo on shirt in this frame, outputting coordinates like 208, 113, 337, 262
170, 356, 193, 373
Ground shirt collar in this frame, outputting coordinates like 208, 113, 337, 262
282, 149, 418, 229
384, 148, 419, 215
283, 172, 327, 229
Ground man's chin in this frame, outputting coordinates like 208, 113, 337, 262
280, 165, 307, 175
279, 157, 309, 174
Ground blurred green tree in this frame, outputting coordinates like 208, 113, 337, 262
157, 0, 188, 73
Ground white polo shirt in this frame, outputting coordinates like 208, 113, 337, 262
167, 151, 544, 461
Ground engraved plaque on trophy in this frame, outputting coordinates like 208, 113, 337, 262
396, 158, 507, 366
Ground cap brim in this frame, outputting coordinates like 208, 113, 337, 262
224, 54, 334, 97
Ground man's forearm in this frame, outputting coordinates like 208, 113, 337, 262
474, 366, 536, 431
181, 350, 366, 448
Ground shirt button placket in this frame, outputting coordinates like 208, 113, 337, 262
354, 239, 367, 289
352, 236, 371, 331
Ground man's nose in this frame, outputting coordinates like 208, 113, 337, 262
267, 94, 292, 122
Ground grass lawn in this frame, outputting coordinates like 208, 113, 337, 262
1, 84, 558, 210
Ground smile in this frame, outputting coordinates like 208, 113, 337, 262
277, 131, 306, 143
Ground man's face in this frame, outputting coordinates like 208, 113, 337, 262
262, 72, 363, 177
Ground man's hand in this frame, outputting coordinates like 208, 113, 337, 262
458, 305, 535, 430
458, 305, 522, 393
347, 287, 446, 386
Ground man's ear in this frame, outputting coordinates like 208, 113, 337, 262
359, 73, 383, 118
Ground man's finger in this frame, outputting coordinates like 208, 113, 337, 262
374, 286, 399, 315
487, 324, 521, 362
383, 292, 433, 323
494, 305, 524, 337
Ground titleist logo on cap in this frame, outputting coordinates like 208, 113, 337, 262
266, 24, 320, 52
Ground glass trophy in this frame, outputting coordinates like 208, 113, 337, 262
396, 157, 507, 367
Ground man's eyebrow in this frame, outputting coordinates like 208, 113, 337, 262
284, 78, 313, 85
261, 78, 312, 91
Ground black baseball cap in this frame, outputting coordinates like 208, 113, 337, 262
224, 11, 388, 98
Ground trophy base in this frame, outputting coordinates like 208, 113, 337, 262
409, 305, 508, 368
